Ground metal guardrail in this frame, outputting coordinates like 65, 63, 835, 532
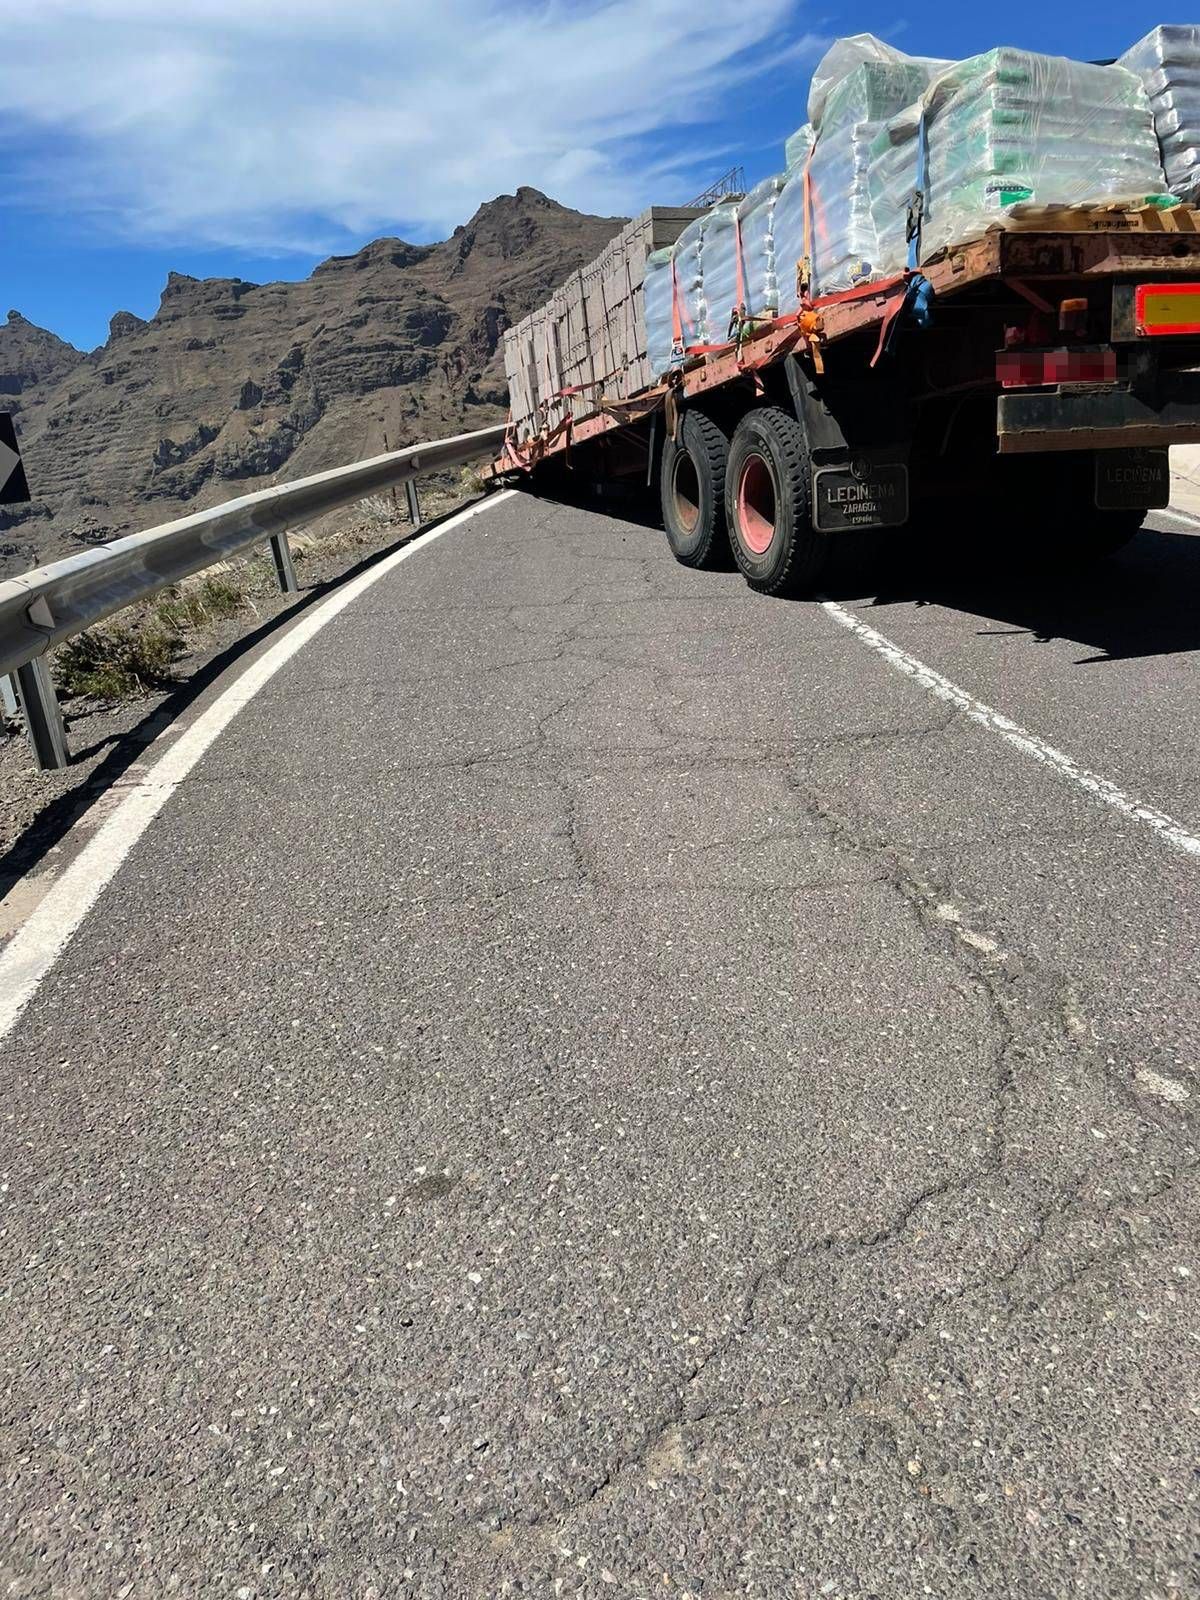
0, 423, 507, 769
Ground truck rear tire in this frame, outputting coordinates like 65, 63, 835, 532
726, 407, 828, 596
1062, 510, 1145, 562
660, 409, 730, 569
995, 456, 1147, 567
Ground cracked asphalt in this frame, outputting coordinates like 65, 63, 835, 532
2, 489, 1198, 1599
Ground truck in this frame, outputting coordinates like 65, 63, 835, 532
490, 202, 1200, 597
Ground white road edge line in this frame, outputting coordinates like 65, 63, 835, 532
0, 489, 518, 1044
820, 596, 1200, 863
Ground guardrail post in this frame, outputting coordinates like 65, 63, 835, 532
14, 656, 69, 771
269, 531, 299, 594
0, 673, 17, 720
405, 479, 422, 529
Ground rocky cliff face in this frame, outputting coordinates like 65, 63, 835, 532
1, 189, 623, 575
0, 312, 83, 403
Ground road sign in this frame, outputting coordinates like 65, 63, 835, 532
0, 414, 31, 505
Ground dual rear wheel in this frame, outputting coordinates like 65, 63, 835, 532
661, 405, 1145, 591
660, 409, 731, 571
659, 404, 830, 596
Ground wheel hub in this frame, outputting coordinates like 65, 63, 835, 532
672, 450, 701, 534
737, 453, 776, 555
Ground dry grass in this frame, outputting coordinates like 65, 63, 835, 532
55, 619, 184, 700
153, 574, 246, 631
54, 573, 252, 702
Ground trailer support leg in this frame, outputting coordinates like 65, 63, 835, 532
269, 531, 299, 594
405, 479, 422, 529
15, 656, 70, 771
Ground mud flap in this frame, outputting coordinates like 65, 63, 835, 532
812, 457, 909, 532
1093, 448, 1169, 512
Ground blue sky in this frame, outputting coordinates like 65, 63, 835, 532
3, 0, 1140, 351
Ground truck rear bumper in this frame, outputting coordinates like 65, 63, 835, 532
997, 371, 1200, 454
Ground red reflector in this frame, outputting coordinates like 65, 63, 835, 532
996, 348, 1117, 388
1135, 283, 1200, 336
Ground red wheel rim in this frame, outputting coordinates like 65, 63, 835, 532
737, 453, 776, 555
671, 450, 701, 534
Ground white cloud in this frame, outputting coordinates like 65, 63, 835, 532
0, 0, 820, 251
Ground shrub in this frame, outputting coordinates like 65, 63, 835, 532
154, 574, 245, 631
359, 493, 405, 531
54, 619, 183, 700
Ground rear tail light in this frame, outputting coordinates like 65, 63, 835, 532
996, 348, 1117, 388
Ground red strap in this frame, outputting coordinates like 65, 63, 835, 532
812, 271, 908, 312
670, 254, 684, 352
869, 278, 914, 367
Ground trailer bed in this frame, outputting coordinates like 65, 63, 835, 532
491, 219, 1200, 478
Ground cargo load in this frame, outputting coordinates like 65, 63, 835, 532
735, 174, 790, 321
698, 177, 790, 343
869, 50, 1167, 273
502, 207, 701, 437
643, 247, 676, 382
778, 52, 949, 300
1120, 25, 1200, 201
644, 180, 792, 380
668, 202, 741, 357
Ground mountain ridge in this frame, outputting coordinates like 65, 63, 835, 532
1, 188, 624, 576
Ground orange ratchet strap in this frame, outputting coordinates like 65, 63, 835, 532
800, 148, 814, 301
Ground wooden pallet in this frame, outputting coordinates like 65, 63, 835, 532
994, 199, 1200, 236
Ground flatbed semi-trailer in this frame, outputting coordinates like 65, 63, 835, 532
491, 212, 1200, 595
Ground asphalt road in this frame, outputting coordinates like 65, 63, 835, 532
2, 488, 1198, 1599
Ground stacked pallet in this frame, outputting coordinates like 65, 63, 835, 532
503, 208, 702, 437
868, 48, 1167, 274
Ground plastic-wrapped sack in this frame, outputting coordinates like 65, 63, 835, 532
776, 45, 948, 302
670, 215, 707, 352
807, 33, 951, 125
1119, 26, 1200, 200
693, 203, 741, 346
869, 50, 1166, 268
643, 247, 676, 380
739, 175, 789, 320
784, 123, 814, 170
698, 179, 790, 336
643, 204, 747, 379
812, 58, 943, 292
867, 103, 925, 279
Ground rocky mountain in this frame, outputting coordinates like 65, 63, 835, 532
0, 312, 83, 401
1, 188, 624, 576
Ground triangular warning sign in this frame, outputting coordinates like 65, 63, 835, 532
0, 413, 31, 506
